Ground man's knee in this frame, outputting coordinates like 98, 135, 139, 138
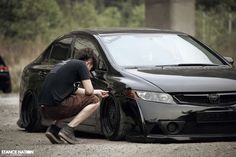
91, 95, 100, 104
91, 95, 100, 111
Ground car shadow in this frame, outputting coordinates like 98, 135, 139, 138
128, 137, 236, 144
18, 128, 236, 144
74, 131, 105, 140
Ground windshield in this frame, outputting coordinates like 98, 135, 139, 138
100, 34, 225, 68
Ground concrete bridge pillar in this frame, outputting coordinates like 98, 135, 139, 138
145, 0, 195, 35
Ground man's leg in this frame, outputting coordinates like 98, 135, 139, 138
59, 95, 100, 144
45, 124, 64, 144
68, 101, 100, 127
42, 105, 65, 144
45, 118, 73, 144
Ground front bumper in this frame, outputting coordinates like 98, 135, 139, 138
126, 133, 236, 143
134, 99, 236, 141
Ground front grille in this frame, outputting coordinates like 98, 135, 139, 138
173, 92, 236, 106
182, 122, 236, 135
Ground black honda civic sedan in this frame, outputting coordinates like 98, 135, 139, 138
17, 28, 236, 142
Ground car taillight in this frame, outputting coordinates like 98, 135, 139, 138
0, 66, 9, 72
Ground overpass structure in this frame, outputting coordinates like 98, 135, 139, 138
145, 0, 195, 35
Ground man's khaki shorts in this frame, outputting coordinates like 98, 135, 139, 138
41, 94, 100, 120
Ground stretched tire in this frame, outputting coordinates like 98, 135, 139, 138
21, 93, 46, 132
101, 96, 131, 140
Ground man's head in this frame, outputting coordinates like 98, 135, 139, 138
74, 48, 98, 71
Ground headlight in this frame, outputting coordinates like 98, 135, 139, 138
136, 91, 175, 104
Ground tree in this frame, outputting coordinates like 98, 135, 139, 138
98, 7, 122, 27
128, 4, 144, 27
0, 0, 62, 40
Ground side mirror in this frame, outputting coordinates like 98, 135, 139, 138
91, 70, 106, 80
91, 71, 97, 78
224, 56, 234, 65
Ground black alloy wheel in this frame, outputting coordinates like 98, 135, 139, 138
101, 96, 131, 140
21, 93, 46, 132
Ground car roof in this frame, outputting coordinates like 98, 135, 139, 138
66, 28, 187, 36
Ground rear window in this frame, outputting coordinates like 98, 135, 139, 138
49, 38, 72, 62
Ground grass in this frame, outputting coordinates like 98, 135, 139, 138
0, 38, 46, 92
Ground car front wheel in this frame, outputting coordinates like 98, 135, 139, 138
101, 96, 131, 140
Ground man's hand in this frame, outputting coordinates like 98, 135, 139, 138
94, 90, 109, 98
75, 88, 109, 98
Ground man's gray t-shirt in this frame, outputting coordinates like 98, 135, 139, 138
38, 59, 90, 106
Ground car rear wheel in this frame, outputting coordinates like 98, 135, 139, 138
21, 93, 46, 132
101, 96, 131, 140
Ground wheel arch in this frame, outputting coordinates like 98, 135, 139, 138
20, 89, 45, 132
20, 90, 35, 126
100, 94, 146, 137
120, 98, 146, 134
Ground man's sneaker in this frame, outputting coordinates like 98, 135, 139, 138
58, 125, 79, 144
45, 125, 64, 144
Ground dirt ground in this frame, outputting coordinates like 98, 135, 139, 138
1, 94, 236, 157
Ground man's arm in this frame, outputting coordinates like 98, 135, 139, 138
80, 79, 94, 95
75, 79, 109, 98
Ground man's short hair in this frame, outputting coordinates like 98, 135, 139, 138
74, 48, 98, 71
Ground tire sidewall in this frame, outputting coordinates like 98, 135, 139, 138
101, 96, 127, 140
22, 92, 44, 132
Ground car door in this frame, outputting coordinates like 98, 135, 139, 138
28, 37, 73, 97
72, 35, 109, 133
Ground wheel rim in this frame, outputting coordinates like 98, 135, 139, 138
103, 98, 119, 134
22, 95, 36, 128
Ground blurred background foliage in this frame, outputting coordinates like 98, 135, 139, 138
0, 0, 235, 92
196, 0, 236, 60
0, 0, 144, 41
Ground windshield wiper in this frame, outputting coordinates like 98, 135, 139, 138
125, 64, 223, 69
153, 63, 226, 68
154, 63, 222, 67
176, 63, 220, 66
124, 66, 139, 69
124, 65, 158, 69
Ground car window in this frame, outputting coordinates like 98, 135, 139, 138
49, 38, 73, 62
97, 56, 106, 71
73, 37, 99, 57
73, 36, 104, 70
34, 45, 52, 63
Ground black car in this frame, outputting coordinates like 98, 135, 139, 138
0, 56, 11, 93
17, 28, 236, 142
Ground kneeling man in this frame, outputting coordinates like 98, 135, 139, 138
38, 48, 109, 144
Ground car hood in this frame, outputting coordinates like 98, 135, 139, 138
125, 67, 236, 93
